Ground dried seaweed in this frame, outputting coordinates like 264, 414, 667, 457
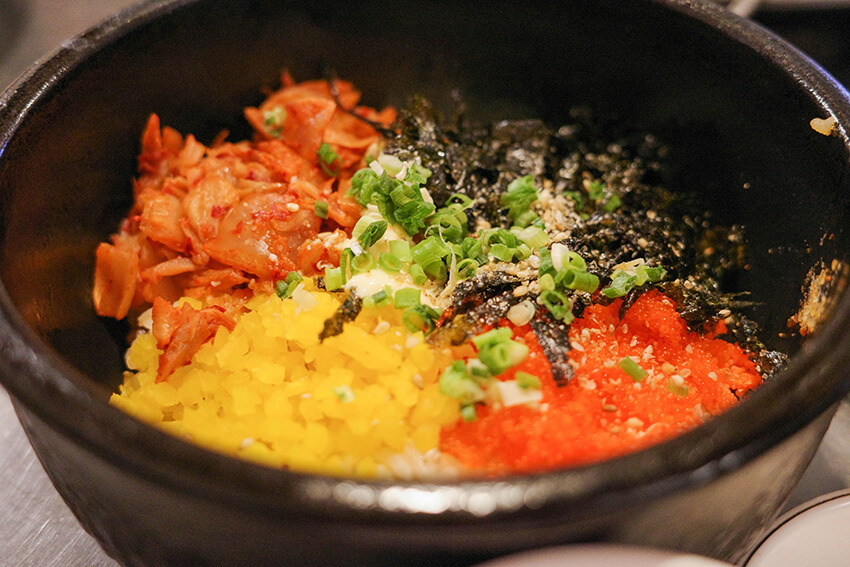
319, 291, 362, 341
529, 310, 575, 387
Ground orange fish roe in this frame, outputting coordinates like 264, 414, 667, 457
439, 290, 762, 474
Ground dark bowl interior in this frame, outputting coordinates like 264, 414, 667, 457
2, 0, 850, 565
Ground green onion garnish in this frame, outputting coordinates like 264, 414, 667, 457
459, 404, 478, 422
515, 371, 541, 390
601, 271, 637, 298
517, 225, 549, 249
324, 267, 344, 292
378, 252, 402, 273
489, 243, 515, 263
618, 356, 648, 382
456, 258, 478, 279
407, 263, 428, 286
478, 339, 529, 376
365, 288, 392, 308
351, 253, 376, 273
262, 107, 285, 138
347, 164, 436, 236
555, 269, 599, 293
402, 304, 443, 334
394, 287, 421, 309
438, 361, 485, 405
358, 220, 388, 250
274, 271, 304, 300
472, 327, 514, 349
314, 200, 329, 219
500, 174, 539, 226
412, 236, 451, 266
602, 194, 622, 212
540, 289, 573, 323
317, 143, 341, 177
667, 378, 690, 397
388, 240, 413, 263
588, 180, 605, 202
334, 385, 355, 403
564, 250, 587, 271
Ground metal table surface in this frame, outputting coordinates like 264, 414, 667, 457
3, 1, 850, 566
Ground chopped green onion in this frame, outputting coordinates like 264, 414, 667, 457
402, 304, 442, 334
347, 165, 435, 236
564, 250, 587, 271
540, 289, 573, 323
439, 360, 485, 405
389, 240, 413, 263
324, 267, 344, 291
601, 271, 638, 298
394, 287, 421, 309
513, 209, 538, 228
314, 200, 329, 219
378, 252, 402, 273
407, 263, 428, 286
539, 273, 556, 291
317, 143, 341, 177
456, 258, 478, 279
472, 327, 513, 349
351, 253, 376, 273
618, 356, 648, 382
478, 340, 529, 376
603, 194, 622, 212
501, 175, 539, 226
348, 169, 381, 206
489, 243, 516, 263
642, 266, 667, 282
667, 378, 690, 397
466, 358, 491, 378
459, 404, 478, 422
339, 248, 355, 281
538, 246, 556, 278
517, 225, 549, 248
405, 162, 432, 185
555, 269, 599, 293
274, 280, 292, 300
284, 271, 303, 285
461, 237, 484, 262
365, 288, 392, 308
377, 154, 404, 176
565, 190, 586, 209
421, 259, 448, 281
333, 385, 355, 403
515, 371, 541, 390
262, 107, 285, 138
588, 180, 605, 202
274, 271, 304, 300
412, 236, 451, 266
358, 220, 388, 250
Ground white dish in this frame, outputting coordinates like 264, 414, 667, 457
476, 544, 734, 567
743, 489, 850, 567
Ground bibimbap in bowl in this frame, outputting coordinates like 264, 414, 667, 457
1, 0, 850, 565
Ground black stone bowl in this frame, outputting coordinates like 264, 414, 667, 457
1, 1, 850, 566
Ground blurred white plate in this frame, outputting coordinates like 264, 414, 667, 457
477, 544, 735, 567
743, 489, 850, 567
